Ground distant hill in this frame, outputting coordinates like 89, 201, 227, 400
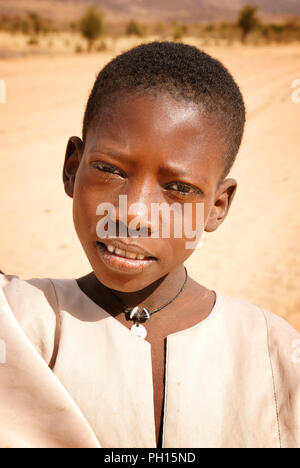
0, 0, 300, 22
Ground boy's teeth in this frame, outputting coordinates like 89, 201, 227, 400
114, 248, 125, 256
125, 251, 138, 259
105, 243, 146, 260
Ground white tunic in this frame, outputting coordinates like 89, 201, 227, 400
0, 273, 299, 448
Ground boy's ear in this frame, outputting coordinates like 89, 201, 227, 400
63, 136, 84, 198
205, 178, 237, 232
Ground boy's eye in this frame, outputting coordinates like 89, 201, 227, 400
165, 182, 201, 195
91, 162, 125, 178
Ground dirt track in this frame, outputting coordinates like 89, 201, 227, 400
0, 42, 299, 329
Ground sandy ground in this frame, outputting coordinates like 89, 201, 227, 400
0, 41, 299, 330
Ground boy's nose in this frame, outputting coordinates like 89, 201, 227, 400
115, 201, 153, 238
114, 183, 160, 238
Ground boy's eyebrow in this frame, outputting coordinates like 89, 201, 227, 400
104, 149, 127, 159
89, 147, 208, 186
89, 148, 132, 161
159, 163, 208, 186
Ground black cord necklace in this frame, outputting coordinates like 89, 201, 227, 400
104, 267, 188, 338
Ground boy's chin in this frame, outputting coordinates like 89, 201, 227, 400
95, 240, 156, 274
93, 270, 159, 293
91, 255, 161, 293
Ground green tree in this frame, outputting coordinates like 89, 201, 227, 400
237, 5, 260, 42
172, 23, 187, 41
126, 19, 143, 37
27, 12, 44, 34
80, 7, 103, 52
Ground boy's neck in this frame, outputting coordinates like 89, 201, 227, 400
76, 265, 187, 316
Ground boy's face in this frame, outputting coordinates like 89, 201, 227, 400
63, 92, 236, 292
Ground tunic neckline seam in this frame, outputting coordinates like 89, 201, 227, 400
68, 278, 221, 342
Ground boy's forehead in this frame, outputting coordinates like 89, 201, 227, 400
93, 91, 213, 133
85, 94, 226, 184
86, 92, 226, 172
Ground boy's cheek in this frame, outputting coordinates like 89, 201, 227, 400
72, 194, 99, 243
179, 240, 199, 263
73, 186, 205, 267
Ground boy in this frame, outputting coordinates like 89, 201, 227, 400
0, 41, 299, 448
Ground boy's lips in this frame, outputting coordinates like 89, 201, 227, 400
95, 239, 157, 274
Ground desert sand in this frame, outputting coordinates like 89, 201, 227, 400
0, 40, 299, 330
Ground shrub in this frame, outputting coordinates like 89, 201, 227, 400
27, 12, 44, 34
27, 36, 39, 46
237, 5, 260, 42
96, 39, 107, 51
75, 44, 84, 53
172, 23, 187, 41
126, 19, 143, 37
80, 6, 103, 52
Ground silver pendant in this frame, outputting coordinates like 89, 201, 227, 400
128, 307, 150, 322
131, 323, 147, 339
129, 306, 139, 320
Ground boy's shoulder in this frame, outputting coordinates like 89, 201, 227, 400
217, 290, 299, 331
0, 272, 77, 306
214, 290, 300, 348
2, 272, 298, 337
0, 272, 59, 314
0, 273, 61, 364
1, 272, 299, 349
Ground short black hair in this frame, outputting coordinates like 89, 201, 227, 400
82, 41, 246, 179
